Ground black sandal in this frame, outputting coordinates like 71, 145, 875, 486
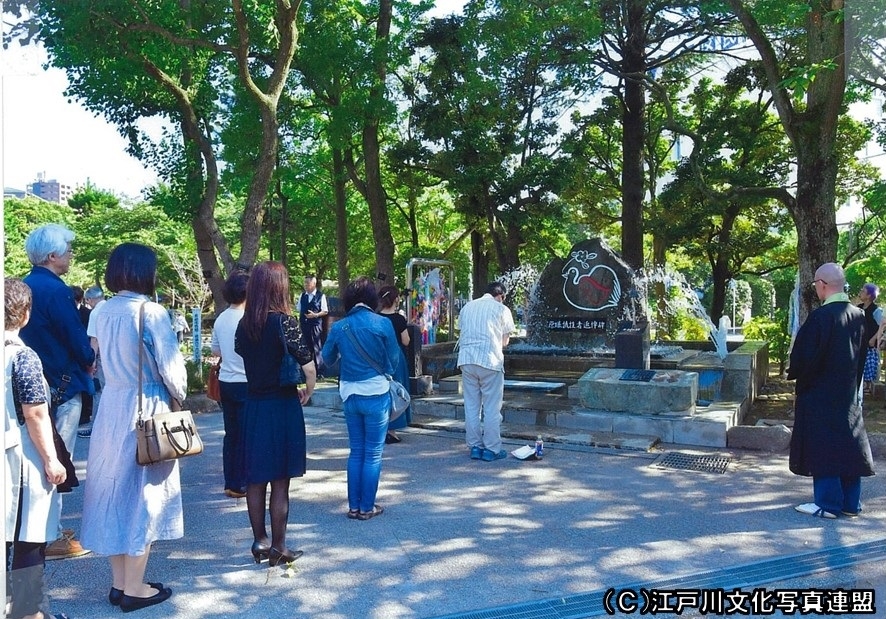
347, 509, 360, 519
357, 505, 385, 520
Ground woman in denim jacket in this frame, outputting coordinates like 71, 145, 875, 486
322, 277, 401, 520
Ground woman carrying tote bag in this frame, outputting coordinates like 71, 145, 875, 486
80, 243, 187, 613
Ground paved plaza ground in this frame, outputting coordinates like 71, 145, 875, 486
44, 403, 885, 618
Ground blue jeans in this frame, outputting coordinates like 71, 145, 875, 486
219, 381, 248, 492
343, 393, 389, 512
54, 394, 82, 536
813, 476, 862, 515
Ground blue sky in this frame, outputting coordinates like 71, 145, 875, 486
1, 2, 466, 198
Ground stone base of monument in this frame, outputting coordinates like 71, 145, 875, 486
309, 377, 744, 449
410, 375, 434, 396
572, 368, 698, 416
563, 367, 740, 447
554, 402, 741, 448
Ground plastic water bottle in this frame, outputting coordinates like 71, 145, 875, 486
535, 436, 544, 458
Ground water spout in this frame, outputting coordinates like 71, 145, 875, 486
638, 267, 730, 360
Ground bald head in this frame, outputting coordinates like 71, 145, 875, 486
813, 262, 845, 300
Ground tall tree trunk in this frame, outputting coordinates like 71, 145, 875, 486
789, 4, 844, 322
710, 257, 730, 325
231, 0, 301, 268
620, 0, 646, 270
149, 6, 226, 313
277, 181, 289, 267
470, 230, 489, 298
237, 107, 278, 267
651, 233, 667, 323
793, 142, 840, 314
709, 206, 738, 323
363, 0, 395, 284
332, 147, 350, 293
728, 0, 844, 323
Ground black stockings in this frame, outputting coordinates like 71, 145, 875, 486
246, 478, 292, 551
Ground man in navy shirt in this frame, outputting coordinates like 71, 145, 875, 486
21, 223, 95, 559
299, 274, 328, 377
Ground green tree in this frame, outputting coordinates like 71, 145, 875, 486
409, 1, 594, 291
592, 0, 733, 269
9, 0, 303, 311
659, 67, 793, 322
725, 0, 864, 321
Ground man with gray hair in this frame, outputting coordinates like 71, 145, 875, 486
456, 281, 516, 462
20, 223, 94, 559
787, 263, 876, 518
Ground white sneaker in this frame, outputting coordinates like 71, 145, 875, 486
795, 503, 837, 519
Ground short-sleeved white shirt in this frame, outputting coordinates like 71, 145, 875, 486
86, 299, 106, 338
210, 307, 247, 383
456, 294, 515, 373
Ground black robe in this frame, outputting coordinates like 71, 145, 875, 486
787, 300, 875, 478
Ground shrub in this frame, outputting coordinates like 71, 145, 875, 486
744, 308, 791, 373
185, 359, 212, 394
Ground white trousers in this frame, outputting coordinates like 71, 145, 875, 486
460, 364, 504, 453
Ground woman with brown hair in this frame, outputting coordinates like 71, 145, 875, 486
235, 261, 316, 566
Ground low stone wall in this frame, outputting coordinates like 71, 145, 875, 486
421, 342, 459, 380
421, 339, 769, 406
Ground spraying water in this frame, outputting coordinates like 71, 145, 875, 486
497, 265, 541, 328
636, 267, 730, 360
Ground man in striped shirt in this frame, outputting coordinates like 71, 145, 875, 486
456, 282, 516, 462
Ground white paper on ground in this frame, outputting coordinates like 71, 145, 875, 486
511, 445, 537, 460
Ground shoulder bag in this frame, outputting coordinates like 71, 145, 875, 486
342, 322, 410, 421
207, 359, 221, 402
9, 347, 79, 492
135, 302, 204, 465
279, 315, 305, 388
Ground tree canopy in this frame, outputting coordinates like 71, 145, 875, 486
4, 0, 884, 326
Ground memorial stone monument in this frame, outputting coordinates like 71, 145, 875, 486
527, 238, 641, 351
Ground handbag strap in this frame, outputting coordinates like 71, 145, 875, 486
342, 321, 391, 380
136, 301, 147, 428
9, 347, 26, 426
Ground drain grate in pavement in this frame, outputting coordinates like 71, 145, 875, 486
650, 451, 731, 474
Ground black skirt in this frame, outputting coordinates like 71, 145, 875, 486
241, 394, 307, 483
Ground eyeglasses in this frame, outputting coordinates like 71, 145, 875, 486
809, 279, 828, 288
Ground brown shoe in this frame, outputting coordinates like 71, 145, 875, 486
46, 530, 91, 560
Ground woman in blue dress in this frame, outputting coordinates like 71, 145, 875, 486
377, 285, 412, 443
81, 243, 187, 613
235, 261, 316, 566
